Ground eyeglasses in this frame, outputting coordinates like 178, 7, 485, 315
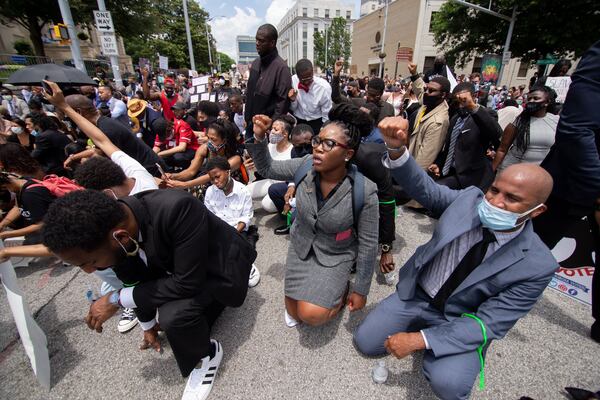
311, 136, 350, 152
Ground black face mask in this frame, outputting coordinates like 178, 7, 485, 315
525, 101, 545, 114
422, 94, 442, 109
164, 89, 175, 98
292, 143, 312, 158
457, 107, 470, 118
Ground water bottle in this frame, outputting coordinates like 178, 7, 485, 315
372, 360, 388, 384
85, 285, 98, 303
384, 271, 396, 285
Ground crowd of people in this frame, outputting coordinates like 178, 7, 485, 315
0, 22, 597, 400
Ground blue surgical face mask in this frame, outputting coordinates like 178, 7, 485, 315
30, 129, 39, 137
477, 198, 543, 231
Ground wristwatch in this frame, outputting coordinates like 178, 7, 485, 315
380, 243, 393, 253
108, 290, 120, 306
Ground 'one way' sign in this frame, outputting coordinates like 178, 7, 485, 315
94, 10, 114, 33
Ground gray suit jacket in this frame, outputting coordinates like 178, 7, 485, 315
2, 97, 29, 120
390, 154, 558, 357
246, 139, 379, 296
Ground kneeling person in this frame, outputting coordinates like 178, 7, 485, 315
203, 156, 260, 287
42, 190, 255, 400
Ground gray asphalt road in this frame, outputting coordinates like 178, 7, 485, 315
0, 207, 598, 400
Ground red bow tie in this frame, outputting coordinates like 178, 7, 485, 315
298, 82, 310, 92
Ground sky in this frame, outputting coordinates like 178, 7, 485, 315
199, 0, 361, 61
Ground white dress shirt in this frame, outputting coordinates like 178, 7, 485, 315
204, 179, 253, 231
290, 75, 332, 122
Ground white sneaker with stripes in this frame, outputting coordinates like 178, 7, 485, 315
181, 339, 223, 400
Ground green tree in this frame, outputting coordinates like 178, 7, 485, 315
313, 17, 351, 71
13, 39, 34, 56
431, 0, 600, 67
123, 0, 215, 71
217, 52, 236, 72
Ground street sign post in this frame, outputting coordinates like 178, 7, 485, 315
502, 51, 512, 65
94, 10, 114, 32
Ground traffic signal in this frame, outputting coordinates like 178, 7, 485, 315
52, 23, 70, 40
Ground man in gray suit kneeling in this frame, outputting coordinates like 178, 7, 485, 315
354, 116, 558, 400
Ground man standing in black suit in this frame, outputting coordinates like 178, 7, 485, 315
42, 189, 256, 400
429, 82, 502, 191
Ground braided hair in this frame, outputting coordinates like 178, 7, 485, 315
514, 85, 557, 153
325, 104, 373, 151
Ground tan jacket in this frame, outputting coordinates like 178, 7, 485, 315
408, 77, 450, 169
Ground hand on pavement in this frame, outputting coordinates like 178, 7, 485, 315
346, 292, 366, 311
379, 252, 395, 274
85, 293, 120, 333
140, 324, 162, 353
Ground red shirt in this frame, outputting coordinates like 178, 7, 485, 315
154, 118, 199, 151
159, 92, 179, 121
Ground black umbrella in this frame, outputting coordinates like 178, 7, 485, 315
5, 63, 97, 86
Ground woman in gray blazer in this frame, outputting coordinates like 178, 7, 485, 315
246, 105, 379, 327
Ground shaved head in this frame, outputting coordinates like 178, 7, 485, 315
66, 94, 98, 119
497, 163, 553, 205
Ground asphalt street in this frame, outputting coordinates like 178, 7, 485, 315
0, 206, 598, 400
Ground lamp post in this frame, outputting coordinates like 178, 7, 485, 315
378, 0, 389, 78
183, 0, 195, 71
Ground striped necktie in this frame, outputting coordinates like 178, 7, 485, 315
442, 116, 466, 176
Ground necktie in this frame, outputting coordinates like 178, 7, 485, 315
298, 82, 310, 92
441, 116, 466, 176
430, 228, 496, 312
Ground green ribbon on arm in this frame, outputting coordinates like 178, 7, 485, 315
461, 313, 488, 391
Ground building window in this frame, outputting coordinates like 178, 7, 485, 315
429, 12, 438, 33
371, 4, 376, 10
303, 23, 307, 39
336, 9, 340, 17
302, 8, 307, 17
517, 61, 530, 77
303, 42, 307, 59
325, 9, 329, 18
471, 57, 483, 74
346, 10, 351, 19
314, 8, 319, 17
424, 56, 436, 72
314, 23, 319, 33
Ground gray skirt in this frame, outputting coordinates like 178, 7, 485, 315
284, 242, 353, 309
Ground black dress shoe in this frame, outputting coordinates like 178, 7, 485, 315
565, 387, 600, 400
274, 225, 290, 235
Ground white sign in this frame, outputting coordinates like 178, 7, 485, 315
190, 94, 199, 104
0, 240, 51, 389
159, 55, 169, 70
100, 34, 119, 56
546, 76, 572, 104
94, 10, 114, 33
502, 51, 511, 65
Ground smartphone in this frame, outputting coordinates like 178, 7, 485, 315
41, 80, 53, 96
155, 163, 167, 179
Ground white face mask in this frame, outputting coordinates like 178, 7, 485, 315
10, 126, 23, 134
219, 79, 226, 86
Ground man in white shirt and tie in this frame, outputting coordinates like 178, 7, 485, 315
288, 59, 332, 135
